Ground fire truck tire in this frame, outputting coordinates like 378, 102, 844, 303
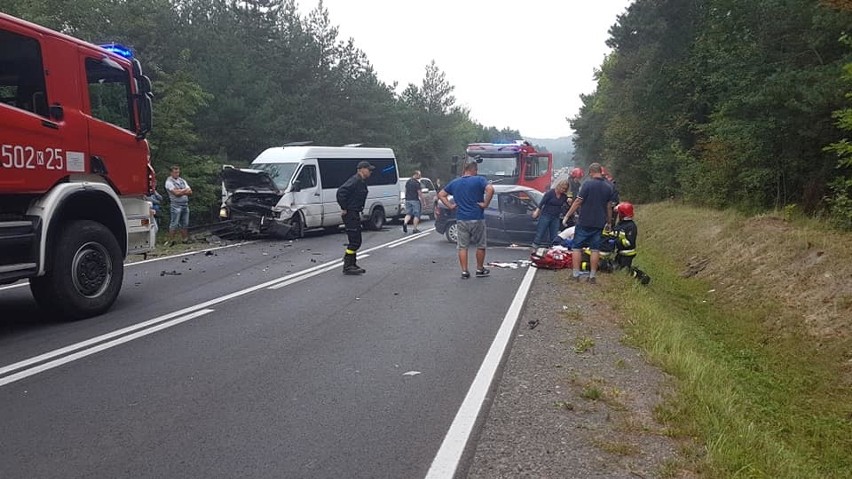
30, 220, 124, 321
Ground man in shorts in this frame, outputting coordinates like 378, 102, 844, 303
438, 160, 495, 279
562, 162, 613, 284
402, 170, 424, 234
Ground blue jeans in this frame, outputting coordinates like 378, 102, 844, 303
533, 213, 560, 247
169, 204, 190, 231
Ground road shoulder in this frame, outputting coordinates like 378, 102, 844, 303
466, 269, 689, 478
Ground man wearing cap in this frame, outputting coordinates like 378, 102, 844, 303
438, 160, 495, 279
336, 161, 374, 275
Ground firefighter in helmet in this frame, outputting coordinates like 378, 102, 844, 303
613, 202, 637, 270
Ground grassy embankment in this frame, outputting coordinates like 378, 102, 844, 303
598, 203, 852, 478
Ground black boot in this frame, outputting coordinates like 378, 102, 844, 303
342, 252, 365, 275
352, 256, 366, 274
630, 267, 651, 285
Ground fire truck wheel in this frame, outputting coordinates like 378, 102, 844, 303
30, 220, 124, 321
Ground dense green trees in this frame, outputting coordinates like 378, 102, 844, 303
572, 0, 852, 225
4, 0, 518, 222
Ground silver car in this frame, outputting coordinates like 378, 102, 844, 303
396, 177, 437, 220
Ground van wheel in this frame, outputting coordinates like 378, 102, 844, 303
30, 220, 123, 321
445, 222, 459, 243
288, 213, 304, 239
367, 208, 385, 231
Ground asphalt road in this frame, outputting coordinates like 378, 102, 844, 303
0, 221, 536, 479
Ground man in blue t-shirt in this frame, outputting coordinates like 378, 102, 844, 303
562, 162, 613, 284
438, 160, 495, 279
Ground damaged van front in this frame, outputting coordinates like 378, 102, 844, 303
219, 166, 292, 238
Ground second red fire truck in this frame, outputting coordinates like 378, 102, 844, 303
465, 140, 553, 192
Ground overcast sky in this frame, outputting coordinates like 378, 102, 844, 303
297, 0, 634, 139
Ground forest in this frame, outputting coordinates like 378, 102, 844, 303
571, 0, 852, 228
3, 0, 521, 223
5, 1, 852, 228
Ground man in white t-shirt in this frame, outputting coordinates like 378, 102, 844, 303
164, 165, 192, 243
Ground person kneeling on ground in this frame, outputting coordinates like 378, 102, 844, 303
613, 202, 637, 270
612, 202, 650, 284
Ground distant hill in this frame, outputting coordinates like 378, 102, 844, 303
528, 136, 575, 168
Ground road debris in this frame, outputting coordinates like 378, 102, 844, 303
488, 262, 518, 269
160, 270, 181, 276
403, 371, 421, 377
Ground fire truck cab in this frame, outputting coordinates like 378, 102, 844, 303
0, 13, 155, 320
465, 140, 553, 193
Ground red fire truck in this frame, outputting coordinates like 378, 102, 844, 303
465, 140, 553, 193
0, 13, 155, 320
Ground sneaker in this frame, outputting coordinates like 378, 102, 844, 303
412, 228, 420, 234
402, 222, 408, 233
588, 277, 597, 284
572, 275, 581, 282
461, 271, 471, 279
475, 268, 490, 277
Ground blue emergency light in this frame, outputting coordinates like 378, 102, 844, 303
98, 43, 133, 59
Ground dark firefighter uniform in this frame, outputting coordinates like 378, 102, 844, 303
336, 161, 374, 275
613, 218, 637, 270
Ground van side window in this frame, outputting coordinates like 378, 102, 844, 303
296, 165, 317, 188
317, 158, 398, 189
0, 29, 49, 117
85, 57, 133, 131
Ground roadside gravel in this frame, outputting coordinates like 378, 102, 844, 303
465, 269, 691, 478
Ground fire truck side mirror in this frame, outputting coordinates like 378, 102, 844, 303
139, 75, 152, 95
137, 75, 153, 138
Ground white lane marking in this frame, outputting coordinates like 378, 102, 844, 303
0, 234, 427, 380
268, 254, 370, 290
0, 242, 256, 292
360, 227, 434, 253
425, 266, 538, 479
0, 309, 214, 387
387, 230, 432, 249
0, 266, 331, 378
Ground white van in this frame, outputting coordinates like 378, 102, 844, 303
222, 146, 401, 238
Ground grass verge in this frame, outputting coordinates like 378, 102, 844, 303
600, 203, 852, 478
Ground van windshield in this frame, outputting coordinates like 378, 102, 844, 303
251, 163, 298, 190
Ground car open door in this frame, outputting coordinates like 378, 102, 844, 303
498, 191, 538, 245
